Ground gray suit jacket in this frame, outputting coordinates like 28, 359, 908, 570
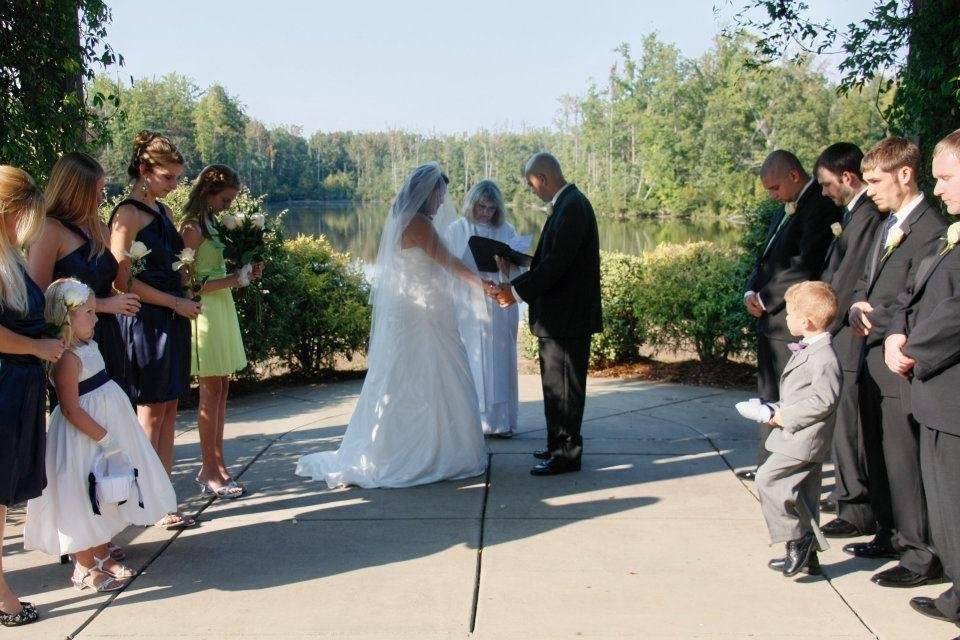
765, 336, 843, 462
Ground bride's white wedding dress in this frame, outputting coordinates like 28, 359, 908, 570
295, 246, 488, 488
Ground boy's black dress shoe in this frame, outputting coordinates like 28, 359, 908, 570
533, 449, 551, 460
871, 565, 940, 588
822, 518, 866, 538
843, 536, 899, 559
735, 469, 756, 481
768, 551, 821, 575
782, 532, 816, 577
909, 597, 958, 624
530, 458, 581, 476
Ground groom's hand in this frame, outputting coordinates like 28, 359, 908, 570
495, 283, 517, 308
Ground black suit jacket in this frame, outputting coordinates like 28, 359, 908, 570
822, 192, 887, 371
852, 197, 948, 397
745, 182, 841, 340
512, 184, 602, 338
889, 243, 960, 435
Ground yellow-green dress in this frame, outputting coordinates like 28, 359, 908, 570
191, 232, 247, 377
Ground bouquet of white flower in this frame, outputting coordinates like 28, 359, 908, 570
214, 212, 268, 271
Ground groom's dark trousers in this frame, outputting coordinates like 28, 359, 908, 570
512, 184, 602, 465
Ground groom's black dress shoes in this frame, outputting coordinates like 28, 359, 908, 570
533, 449, 551, 461
822, 518, 867, 538
530, 458, 581, 476
843, 536, 899, 560
871, 565, 942, 588
910, 597, 958, 624
781, 532, 816, 577
768, 550, 821, 575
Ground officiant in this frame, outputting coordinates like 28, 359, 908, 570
444, 180, 525, 438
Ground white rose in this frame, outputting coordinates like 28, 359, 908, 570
220, 213, 239, 230
173, 247, 196, 271
831, 222, 843, 238
948, 221, 960, 246
886, 228, 905, 248
251, 214, 266, 229
62, 281, 91, 309
784, 202, 797, 216
125, 241, 151, 261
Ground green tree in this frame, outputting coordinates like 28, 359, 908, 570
194, 84, 248, 171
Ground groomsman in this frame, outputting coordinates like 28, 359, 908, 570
493, 153, 602, 475
742, 150, 841, 478
884, 128, 960, 628
813, 143, 887, 538
846, 137, 945, 588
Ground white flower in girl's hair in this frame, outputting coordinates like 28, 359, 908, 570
173, 247, 196, 272
250, 213, 266, 229
124, 241, 151, 261
61, 280, 91, 309
220, 213, 239, 230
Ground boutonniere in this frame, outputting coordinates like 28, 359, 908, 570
881, 228, 906, 262
939, 221, 960, 256
784, 202, 797, 216
831, 222, 843, 238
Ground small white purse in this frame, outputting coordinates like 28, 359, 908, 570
87, 450, 143, 515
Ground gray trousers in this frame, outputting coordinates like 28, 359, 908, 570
920, 425, 960, 621
756, 334, 792, 466
757, 452, 823, 545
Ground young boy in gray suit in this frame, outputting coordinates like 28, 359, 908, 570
737, 281, 842, 577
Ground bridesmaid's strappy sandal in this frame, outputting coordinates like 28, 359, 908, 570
71, 565, 125, 593
155, 512, 198, 530
93, 555, 135, 580
0, 602, 39, 627
196, 478, 243, 500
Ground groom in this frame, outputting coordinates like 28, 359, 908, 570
491, 153, 602, 475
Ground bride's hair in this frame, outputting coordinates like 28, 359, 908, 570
415, 171, 450, 215
462, 180, 506, 226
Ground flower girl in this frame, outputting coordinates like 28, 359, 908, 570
24, 278, 177, 592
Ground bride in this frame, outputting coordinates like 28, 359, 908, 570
296, 162, 490, 488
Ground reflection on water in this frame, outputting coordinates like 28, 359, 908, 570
275, 202, 741, 263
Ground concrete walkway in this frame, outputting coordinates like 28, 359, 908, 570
4, 374, 956, 639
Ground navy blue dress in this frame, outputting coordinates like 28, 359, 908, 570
110, 199, 190, 405
51, 219, 131, 401
0, 269, 47, 506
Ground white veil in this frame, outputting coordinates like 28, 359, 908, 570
366, 162, 486, 369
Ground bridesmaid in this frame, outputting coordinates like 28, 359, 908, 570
0, 166, 65, 628
109, 131, 200, 530
180, 165, 261, 499
28, 152, 141, 400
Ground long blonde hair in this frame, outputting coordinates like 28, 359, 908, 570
182, 165, 240, 240
0, 166, 45, 313
45, 152, 108, 259
44, 278, 93, 347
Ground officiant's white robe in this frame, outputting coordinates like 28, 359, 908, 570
444, 217, 523, 435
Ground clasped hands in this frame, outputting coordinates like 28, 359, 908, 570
482, 280, 516, 308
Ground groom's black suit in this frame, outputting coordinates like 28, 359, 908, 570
512, 184, 602, 465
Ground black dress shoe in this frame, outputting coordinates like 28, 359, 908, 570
533, 449, 551, 461
735, 469, 756, 481
768, 551, 822, 575
820, 499, 837, 514
871, 565, 940, 588
910, 596, 958, 624
530, 458, 581, 476
822, 518, 865, 538
782, 532, 816, 577
843, 538, 900, 560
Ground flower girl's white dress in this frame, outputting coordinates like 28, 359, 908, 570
24, 341, 177, 555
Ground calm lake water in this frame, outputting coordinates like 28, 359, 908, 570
274, 202, 741, 263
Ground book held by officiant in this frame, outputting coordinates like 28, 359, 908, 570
468, 235, 533, 272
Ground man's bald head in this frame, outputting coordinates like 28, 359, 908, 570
523, 152, 567, 204
760, 150, 809, 203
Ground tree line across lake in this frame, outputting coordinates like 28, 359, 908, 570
89, 34, 887, 218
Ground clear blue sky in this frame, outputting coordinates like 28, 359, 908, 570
105, 0, 874, 134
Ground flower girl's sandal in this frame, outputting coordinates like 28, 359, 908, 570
93, 555, 135, 580
71, 566, 124, 593
155, 512, 198, 530
107, 542, 126, 561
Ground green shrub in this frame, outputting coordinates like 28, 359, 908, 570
272, 235, 371, 375
633, 241, 753, 363
591, 252, 644, 366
